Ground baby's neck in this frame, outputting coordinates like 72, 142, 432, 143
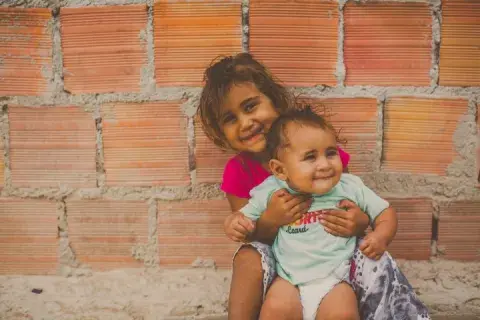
285, 180, 334, 197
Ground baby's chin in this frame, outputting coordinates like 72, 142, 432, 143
309, 179, 340, 195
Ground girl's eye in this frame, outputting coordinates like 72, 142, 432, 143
222, 114, 236, 124
244, 103, 256, 112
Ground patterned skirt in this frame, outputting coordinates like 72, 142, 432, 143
234, 241, 431, 320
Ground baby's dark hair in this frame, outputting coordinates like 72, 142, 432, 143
266, 105, 339, 160
198, 53, 293, 150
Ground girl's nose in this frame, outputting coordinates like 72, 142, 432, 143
239, 114, 254, 130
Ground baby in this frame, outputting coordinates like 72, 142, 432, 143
239, 106, 398, 320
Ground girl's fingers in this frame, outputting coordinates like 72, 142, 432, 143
320, 219, 350, 237
289, 200, 311, 217
285, 194, 311, 211
323, 226, 341, 237
320, 210, 349, 227
336, 199, 358, 210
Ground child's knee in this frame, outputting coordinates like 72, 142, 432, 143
233, 246, 263, 274
262, 297, 302, 320
261, 278, 302, 319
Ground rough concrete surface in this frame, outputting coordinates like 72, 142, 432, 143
0, 259, 479, 319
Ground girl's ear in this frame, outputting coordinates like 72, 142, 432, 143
269, 159, 288, 181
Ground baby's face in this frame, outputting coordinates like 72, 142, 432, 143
273, 122, 343, 195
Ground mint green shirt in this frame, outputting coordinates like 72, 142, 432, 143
240, 173, 389, 285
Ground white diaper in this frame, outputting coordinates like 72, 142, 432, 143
298, 261, 351, 320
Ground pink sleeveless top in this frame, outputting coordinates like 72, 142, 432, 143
221, 148, 350, 199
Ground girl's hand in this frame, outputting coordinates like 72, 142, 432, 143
264, 189, 313, 227
224, 212, 255, 242
320, 200, 369, 237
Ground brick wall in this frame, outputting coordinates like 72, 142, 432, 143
0, 0, 478, 275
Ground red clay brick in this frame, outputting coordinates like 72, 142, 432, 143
61, 5, 147, 93
438, 201, 480, 261
158, 199, 236, 268
102, 101, 190, 186
385, 198, 432, 260
0, 136, 4, 188
0, 8, 52, 96
194, 117, 234, 183
154, 0, 242, 86
67, 200, 149, 270
383, 97, 468, 175
439, 0, 480, 86
9, 106, 97, 187
0, 198, 58, 275
250, 0, 337, 86
300, 98, 378, 173
344, 2, 431, 86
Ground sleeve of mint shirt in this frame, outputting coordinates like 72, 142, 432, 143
239, 177, 276, 221
355, 179, 390, 223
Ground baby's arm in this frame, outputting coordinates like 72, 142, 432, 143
224, 193, 256, 242
351, 175, 398, 259
360, 207, 398, 260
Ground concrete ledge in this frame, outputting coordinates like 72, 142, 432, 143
0, 259, 479, 319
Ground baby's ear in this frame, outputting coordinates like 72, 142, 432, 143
269, 159, 288, 181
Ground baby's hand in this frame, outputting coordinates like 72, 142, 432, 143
359, 232, 387, 260
224, 212, 255, 243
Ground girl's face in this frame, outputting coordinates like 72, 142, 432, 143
220, 82, 279, 154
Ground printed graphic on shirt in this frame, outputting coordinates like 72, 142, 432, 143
284, 210, 326, 234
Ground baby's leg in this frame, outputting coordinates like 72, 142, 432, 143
259, 277, 302, 320
315, 282, 359, 320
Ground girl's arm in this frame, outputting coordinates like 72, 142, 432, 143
226, 191, 312, 245
320, 200, 370, 237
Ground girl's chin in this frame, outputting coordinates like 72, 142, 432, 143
242, 138, 267, 153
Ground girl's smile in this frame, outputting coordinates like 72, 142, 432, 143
221, 82, 279, 153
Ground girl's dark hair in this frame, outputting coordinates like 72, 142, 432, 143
197, 53, 293, 150
266, 104, 341, 160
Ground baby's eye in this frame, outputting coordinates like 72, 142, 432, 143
326, 149, 338, 158
304, 154, 316, 161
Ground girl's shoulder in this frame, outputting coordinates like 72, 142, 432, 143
224, 152, 263, 175
220, 153, 256, 199
221, 153, 269, 199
